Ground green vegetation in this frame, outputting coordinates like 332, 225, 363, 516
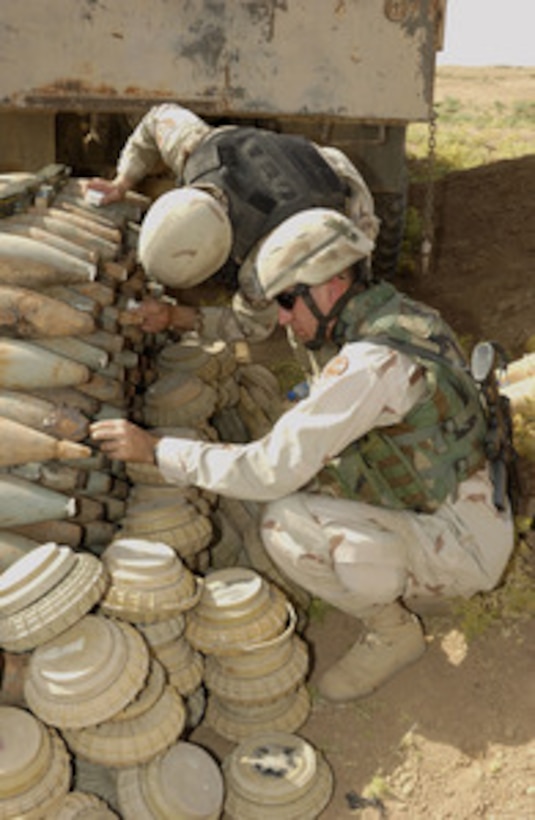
406, 94, 535, 181
452, 528, 535, 641
400, 77, 534, 276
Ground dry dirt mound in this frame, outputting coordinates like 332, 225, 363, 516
407, 154, 535, 358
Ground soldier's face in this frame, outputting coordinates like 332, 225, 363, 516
277, 282, 333, 343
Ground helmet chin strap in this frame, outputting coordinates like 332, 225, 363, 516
301, 281, 362, 351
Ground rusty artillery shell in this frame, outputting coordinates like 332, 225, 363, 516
0, 232, 97, 280
0, 284, 95, 338
0, 339, 90, 389
0, 389, 89, 441
0, 475, 77, 527
0, 417, 91, 467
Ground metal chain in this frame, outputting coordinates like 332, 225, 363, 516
421, 104, 437, 275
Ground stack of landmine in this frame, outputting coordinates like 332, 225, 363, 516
0, 533, 315, 817
136, 331, 310, 610
0, 174, 150, 563
186, 566, 311, 744
0, 171, 319, 814
0, 539, 226, 817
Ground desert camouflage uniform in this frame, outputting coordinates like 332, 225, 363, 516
156, 336, 514, 616
116, 104, 379, 343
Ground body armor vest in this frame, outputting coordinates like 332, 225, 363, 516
318, 281, 487, 512
183, 127, 347, 263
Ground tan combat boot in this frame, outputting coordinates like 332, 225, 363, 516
317, 602, 426, 702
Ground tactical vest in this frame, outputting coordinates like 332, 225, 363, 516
317, 281, 488, 512
183, 127, 347, 263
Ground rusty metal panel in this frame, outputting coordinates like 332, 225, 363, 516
0, 0, 439, 121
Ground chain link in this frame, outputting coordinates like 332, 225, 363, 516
421, 104, 437, 275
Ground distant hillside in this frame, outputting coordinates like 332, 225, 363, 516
435, 66, 535, 106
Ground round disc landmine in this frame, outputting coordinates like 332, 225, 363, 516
125, 460, 170, 486
111, 659, 166, 723
119, 502, 213, 561
143, 372, 217, 428
57, 791, 120, 819
24, 614, 150, 729
222, 731, 334, 820
121, 497, 204, 532
205, 685, 311, 743
204, 634, 309, 705
151, 636, 205, 696
99, 538, 201, 624
156, 341, 220, 382
0, 542, 77, 615
185, 567, 290, 655
136, 613, 186, 647
0, 549, 108, 653
117, 741, 224, 820
0, 706, 71, 820
62, 684, 186, 768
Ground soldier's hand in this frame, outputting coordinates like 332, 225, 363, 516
90, 418, 159, 464
83, 177, 129, 206
128, 298, 173, 333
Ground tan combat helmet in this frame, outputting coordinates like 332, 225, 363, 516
246, 207, 374, 301
138, 187, 233, 288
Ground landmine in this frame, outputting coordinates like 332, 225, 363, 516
187, 567, 311, 742
0, 705, 71, 819
0, 171, 329, 817
223, 731, 334, 820
116, 741, 224, 820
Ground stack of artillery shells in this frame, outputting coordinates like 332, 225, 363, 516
0, 542, 108, 652
223, 731, 334, 820
98, 538, 202, 624
0, 705, 71, 819
186, 567, 311, 742
116, 741, 224, 820
0, 184, 149, 555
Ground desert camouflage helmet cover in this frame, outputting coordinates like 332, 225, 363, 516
241, 208, 375, 302
138, 187, 233, 288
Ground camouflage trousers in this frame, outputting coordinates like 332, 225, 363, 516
260, 470, 514, 617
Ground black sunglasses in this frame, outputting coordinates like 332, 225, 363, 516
274, 284, 309, 311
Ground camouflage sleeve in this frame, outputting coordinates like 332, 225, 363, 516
316, 144, 381, 243
116, 104, 212, 184
198, 294, 278, 343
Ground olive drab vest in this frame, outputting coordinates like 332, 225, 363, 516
182, 127, 348, 263
318, 281, 488, 512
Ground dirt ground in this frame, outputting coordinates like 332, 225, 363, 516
189, 148, 535, 819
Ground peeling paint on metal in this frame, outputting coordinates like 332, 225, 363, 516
0, 1, 439, 121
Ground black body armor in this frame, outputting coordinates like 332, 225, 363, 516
183, 127, 348, 262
